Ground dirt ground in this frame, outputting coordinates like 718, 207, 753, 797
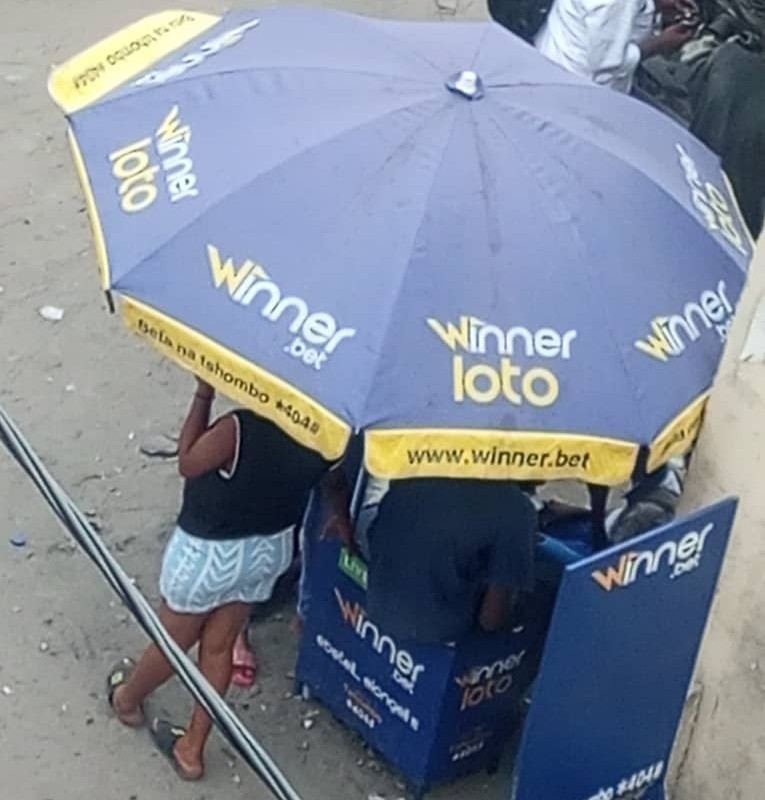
0, 2, 508, 800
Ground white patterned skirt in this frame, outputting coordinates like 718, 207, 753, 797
160, 526, 294, 614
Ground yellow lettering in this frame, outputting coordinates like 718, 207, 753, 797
119, 165, 159, 195
156, 105, 190, 145
635, 318, 676, 362
110, 137, 158, 213
207, 244, 255, 295
112, 150, 151, 180
109, 137, 152, 163
428, 316, 470, 352
453, 356, 561, 407
453, 355, 465, 402
464, 363, 501, 404
122, 183, 157, 213
522, 367, 559, 408
500, 357, 522, 404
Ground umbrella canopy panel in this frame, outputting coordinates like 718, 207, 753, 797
49, 7, 752, 485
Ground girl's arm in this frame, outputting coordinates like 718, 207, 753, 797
177, 379, 237, 479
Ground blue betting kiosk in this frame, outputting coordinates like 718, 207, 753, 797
295, 481, 737, 800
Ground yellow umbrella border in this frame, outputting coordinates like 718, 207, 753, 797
48, 10, 222, 115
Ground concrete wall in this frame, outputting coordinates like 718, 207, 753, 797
676, 234, 765, 799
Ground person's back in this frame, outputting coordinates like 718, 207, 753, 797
535, 0, 693, 91
178, 409, 332, 539
536, 0, 649, 89
366, 479, 537, 643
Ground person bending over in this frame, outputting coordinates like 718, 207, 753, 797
107, 379, 349, 780
364, 478, 537, 643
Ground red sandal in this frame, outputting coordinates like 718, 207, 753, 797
231, 632, 257, 687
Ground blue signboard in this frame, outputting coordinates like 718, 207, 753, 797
296, 537, 546, 791
512, 498, 737, 800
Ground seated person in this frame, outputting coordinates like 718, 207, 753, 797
363, 479, 537, 643
605, 456, 688, 543
528, 456, 688, 548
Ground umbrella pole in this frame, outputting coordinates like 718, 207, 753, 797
588, 484, 609, 550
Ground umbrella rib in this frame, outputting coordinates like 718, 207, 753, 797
470, 26, 493, 70
483, 106, 650, 441
112, 94, 444, 290
467, 100, 505, 281
485, 80, 597, 90
488, 92, 750, 272
357, 105, 464, 428
355, 18, 448, 76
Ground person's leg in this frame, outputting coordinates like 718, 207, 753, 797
173, 601, 251, 775
233, 527, 295, 684
112, 602, 208, 721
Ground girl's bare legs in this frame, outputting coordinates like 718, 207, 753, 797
173, 602, 251, 776
111, 602, 208, 723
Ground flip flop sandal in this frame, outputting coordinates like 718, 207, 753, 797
150, 718, 204, 781
106, 658, 145, 728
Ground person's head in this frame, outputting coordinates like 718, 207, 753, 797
607, 501, 673, 544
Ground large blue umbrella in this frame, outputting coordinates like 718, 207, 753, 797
48, 6, 752, 486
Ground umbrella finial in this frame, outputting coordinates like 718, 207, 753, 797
446, 70, 485, 100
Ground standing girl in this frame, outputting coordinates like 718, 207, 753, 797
107, 379, 348, 780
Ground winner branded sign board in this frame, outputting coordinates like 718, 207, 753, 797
512, 499, 737, 800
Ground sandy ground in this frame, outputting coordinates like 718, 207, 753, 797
0, 2, 510, 800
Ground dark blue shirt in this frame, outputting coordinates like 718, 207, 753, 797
366, 479, 536, 643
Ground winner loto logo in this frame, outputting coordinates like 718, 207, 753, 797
454, 650, 526, 711
427, 315, 577, 408
109, 105, 198, 213
208, 245, 356, 370
591, 523, 713, 591
334, 589, 425, 695
634, 280, 734, 363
